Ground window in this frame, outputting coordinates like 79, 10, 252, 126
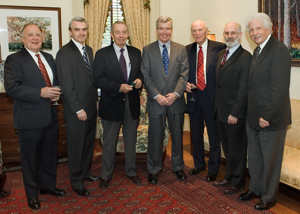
102, 0, 130, 47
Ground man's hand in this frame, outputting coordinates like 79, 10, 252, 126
259, 117, 270, 128
133, 78, 142, 89
41, 87, 61, 99
156, 94, 169, 106
186, 82, 192, 93
77, 110, 87, 121
228, 115, 238, 124
120, 84, 133, 94
166, 93, 178, 106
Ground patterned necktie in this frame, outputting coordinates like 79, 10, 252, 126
253, 46, 261, 65
162, 44, 169, 76
197, 46, 205, 90
119, 48, 127, 82
82, 46, 90, 71
35, 54, 52, 87
220, 50, 229, 69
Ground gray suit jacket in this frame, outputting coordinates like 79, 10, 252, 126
141, 40, 189, 115
56, 40, 97, 122
247, 36, 291, 131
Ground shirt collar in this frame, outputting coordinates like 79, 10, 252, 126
259, 34, 271, 51
198, 39, 208, 50
72, 38, 85, 51
24, 47, 41, 58
113, 42, 127, 52
158, 40, 171, 48
227, 43, 240, 54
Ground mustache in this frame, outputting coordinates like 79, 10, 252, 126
252, 35, 261, 39
225, 38, 235, 42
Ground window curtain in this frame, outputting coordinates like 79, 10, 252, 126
121, 0, 150, 51
84, 0, 110, 52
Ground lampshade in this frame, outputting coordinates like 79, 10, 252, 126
206, 31, 216, 41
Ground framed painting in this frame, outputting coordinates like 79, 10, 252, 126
259, 0, 300, 66
0, 5, 62, 61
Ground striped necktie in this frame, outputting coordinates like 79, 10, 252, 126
220, 50, 229, 69
82, 46, 91, 71
197, 46, 205, 90
35, 54, 52, 87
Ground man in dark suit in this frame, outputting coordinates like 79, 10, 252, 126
186, 20, 226, 182
93, 21, 143, 189
4, 23, 65, 210
141, 16, 189, 184
56, 17, 99, 196
238, 13, 291, 211
212, 22, 251, 194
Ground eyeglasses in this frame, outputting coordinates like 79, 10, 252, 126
223, 32, 238, 37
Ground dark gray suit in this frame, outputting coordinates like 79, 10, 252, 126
247, 35, 291, 202
215, 45, 251, 188
56, 40, 97, 190
4, 48, 59, 200
141, 40, 189, 174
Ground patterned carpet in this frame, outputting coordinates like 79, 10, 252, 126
0, 155, 275, 213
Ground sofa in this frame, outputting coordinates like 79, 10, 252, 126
203, 99, 300, 190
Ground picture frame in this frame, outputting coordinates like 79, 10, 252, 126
0, 5, 62, 61
258, 0, 300, 67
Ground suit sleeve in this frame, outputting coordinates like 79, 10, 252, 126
262, 45, 291, 123
173, 47, 189, 96
56, 49, 82, 113
141, 47, 161, 99
230, 53, 251, 119
4, 55, 41, 103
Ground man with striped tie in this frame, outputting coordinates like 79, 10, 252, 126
56, 17, 99, 197
4, 23, 65, 210
186, 20, 225, 182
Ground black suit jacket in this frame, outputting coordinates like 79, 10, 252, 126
4, 48, 59, 129
215, 45, 251, 123
248, 36, 291, 131
56, 40, 97, 122
93, 44, 143, 122
186, 40, 226, 113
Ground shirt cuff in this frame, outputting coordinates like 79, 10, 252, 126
173, 92, 180, 98
154, 94, 160, 99
76, 109, 83, 114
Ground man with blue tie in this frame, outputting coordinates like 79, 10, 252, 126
141, 16, 189, 184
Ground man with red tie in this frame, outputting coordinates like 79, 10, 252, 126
186, 20, 225, 182
4, 23, 65, 210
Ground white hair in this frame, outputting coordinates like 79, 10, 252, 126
245, 13, 272, 33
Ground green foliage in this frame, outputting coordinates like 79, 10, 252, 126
290, 48, 300, 59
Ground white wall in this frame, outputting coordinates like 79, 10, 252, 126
152, 0, 300, 99
1, 0, 73, 45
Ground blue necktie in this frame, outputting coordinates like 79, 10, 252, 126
82, 46, 90, 71
162, 44, 169, 76
119, 48, 128, 82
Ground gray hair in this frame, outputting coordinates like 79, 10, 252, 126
111, 21, 128, 32
224, 22, 242, 33
20, 23, 42, 36
245, 13, 272, 33
68, 17, 88, 30
156, 16, 173, 29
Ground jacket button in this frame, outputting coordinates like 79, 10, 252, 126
123, 98, 125, 101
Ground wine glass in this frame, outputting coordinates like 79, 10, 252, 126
189, 83, 197, 102
52, 86, 62, 106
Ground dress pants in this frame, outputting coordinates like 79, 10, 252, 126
189, 88, 220, 174
101, 97, 138, 180
65, 116, 96, 190
216, 117, 247, 188
18, 107, 58, 200
246, 121, 287, 202
147, 107, 184, 174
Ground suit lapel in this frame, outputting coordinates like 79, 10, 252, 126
21, 48, 47, 87
152, 41, 166, 79
206, 40, 215, 73
167, 41, 178, 80
215, 49, 225, 81
127, 45, 135, 82
107, 44, 126, 82
189, 43, 197, 83
220, 46, 243, 72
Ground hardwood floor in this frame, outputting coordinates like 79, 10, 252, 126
166, 131, 300, 214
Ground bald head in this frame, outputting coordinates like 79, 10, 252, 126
191, 20, 208, 45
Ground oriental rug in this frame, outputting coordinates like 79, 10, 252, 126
0, 155, 275, 213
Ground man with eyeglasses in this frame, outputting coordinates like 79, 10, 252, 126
212, 22, 251, 195
93, 21, 143, 189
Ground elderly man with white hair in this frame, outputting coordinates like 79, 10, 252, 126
238, 13, 291, 211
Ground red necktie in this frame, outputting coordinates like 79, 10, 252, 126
220, 50, 229, 69
36, 54, 52, 87
197, 46, 205, 90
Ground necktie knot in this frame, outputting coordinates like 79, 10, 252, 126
120, 48, 124, 53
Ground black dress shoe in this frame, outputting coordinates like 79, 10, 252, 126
254, 200, 276, 210
84, 174, 100, 182
40, 188, 66, 196
206, 173, 217, 182
148, 174, 158, 184
174, 170, 187, 181
223, 186, 244, 195
238, 189, 260, 201
213, 179, 231, 187
127, 175, 141, 184
189, 167, 206, 175
99, 178, 109, 189
74, 187, 90, 196
28, 198, 40, 210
